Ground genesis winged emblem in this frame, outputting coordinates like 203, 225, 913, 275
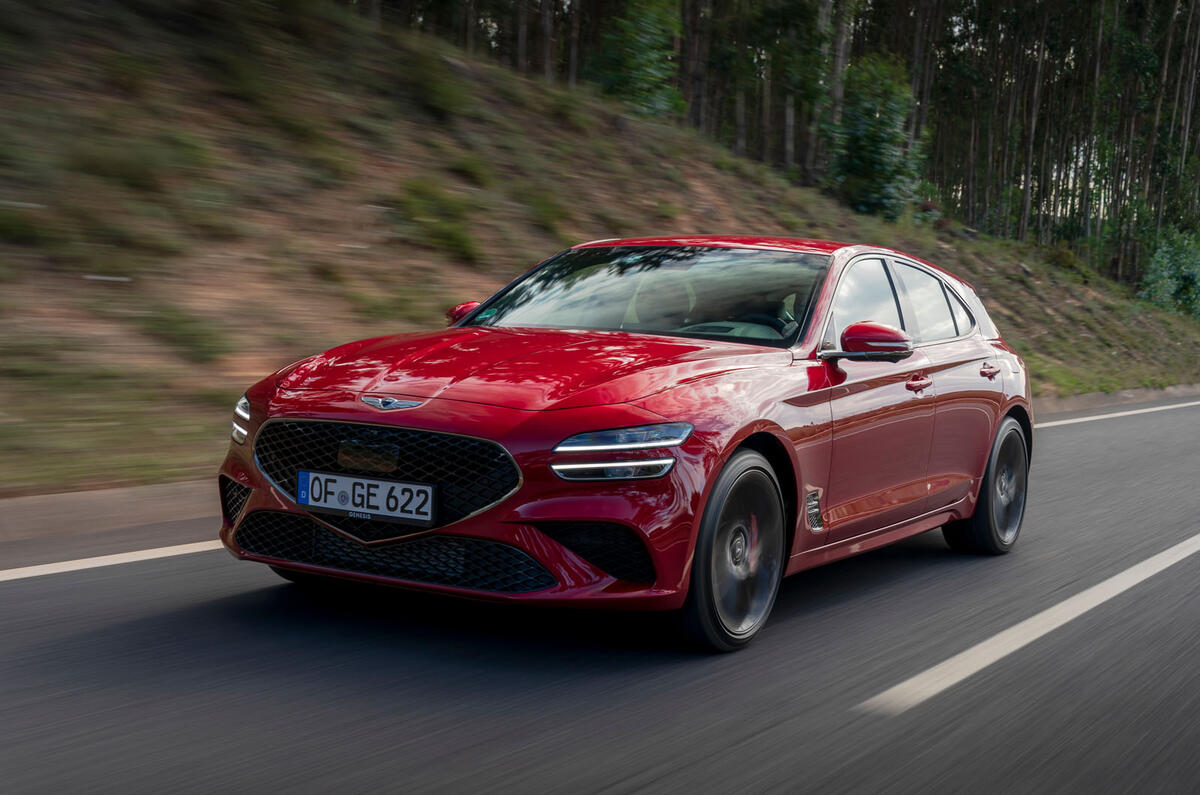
360, 396, 422, 410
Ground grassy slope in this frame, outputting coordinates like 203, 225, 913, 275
1, 2, 1198, 495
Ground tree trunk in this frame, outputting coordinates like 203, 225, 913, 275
735, 89, 746, 156
829, 3, 851, 130
1083, 3, 1103, 248
367, 0, 380, 31
568, 0, 580, 88
1145, 0, 1182, 196
784, 93, 796, 170
542, 0, 554, 82
683, 0, 703, 127
516, 1, 528, 73
761, 55, 771, 163
1018, 22, 1048, 243
805, 0, 834, 180
463, 0, 474, 53
967, 109, 977, 223
1180, 5, 1200, 176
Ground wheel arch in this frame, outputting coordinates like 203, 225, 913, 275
736, 431, 800, 559
1003, 402, 1034, 462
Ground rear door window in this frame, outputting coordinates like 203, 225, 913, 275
947, 288, 975, 336
895, 263, 957, 343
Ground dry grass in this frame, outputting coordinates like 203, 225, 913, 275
0, 8, 1198, 494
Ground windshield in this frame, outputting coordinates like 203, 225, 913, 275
465, 246, 830, 347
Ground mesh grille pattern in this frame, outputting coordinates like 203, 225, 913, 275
254, 420, 520, 538
219, 476, 252, 522
537, 522, 656, 583
235, 511, 556, 593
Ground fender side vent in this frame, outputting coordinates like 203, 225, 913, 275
806, 492, 825, 533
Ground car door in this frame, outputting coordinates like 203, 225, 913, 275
889, 260, 1004, 512
821, 256, 937, 542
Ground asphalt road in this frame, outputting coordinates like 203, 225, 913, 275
3, 400, 1200, 793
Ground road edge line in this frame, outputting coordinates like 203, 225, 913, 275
855, 530, 1200, 716
0, 540, 226, 583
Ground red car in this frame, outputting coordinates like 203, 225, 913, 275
218, 236, 1032, 650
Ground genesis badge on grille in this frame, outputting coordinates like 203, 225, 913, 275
361, 396, 423, 410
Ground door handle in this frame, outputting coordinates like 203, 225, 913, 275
980, 363, 1000, 380
906, 375, 932, 392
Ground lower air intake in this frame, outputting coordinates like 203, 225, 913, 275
219, 476, 252, 522
234, 511, 556, 594
536, 522, 656, 583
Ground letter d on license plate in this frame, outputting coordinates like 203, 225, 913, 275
298, 470, 435, 527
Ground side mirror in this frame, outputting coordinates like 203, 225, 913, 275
445, 300, 481, 326
819, 321, 914, 363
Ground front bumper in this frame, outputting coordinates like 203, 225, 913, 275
217, 388, 709, 610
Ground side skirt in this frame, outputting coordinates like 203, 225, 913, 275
784, 495, 971, 576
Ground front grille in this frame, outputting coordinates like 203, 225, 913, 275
537, 522, 656, 583
219, 476, 252, 522
235, 510, 556, 594
254, 420, 520, 539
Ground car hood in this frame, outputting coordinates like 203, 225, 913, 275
275, 327, 791, 411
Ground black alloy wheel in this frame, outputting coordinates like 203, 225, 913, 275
943, 416, 1029, 555
682, 449, 786, 651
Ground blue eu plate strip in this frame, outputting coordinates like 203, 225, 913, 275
297, 470, 310, 504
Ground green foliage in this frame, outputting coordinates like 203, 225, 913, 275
1046, 244, 1091, 284
1140, 229, 1200, 318
342, 115, 394, 147
447, 152, 494, 187
401, 47, 472, 122
0, 207, 48, 246
67, 140, 164, 191
346, 288, 434, 324
136, 303, 230, 363
102, 52, 154, 96
830, 55, 919, 221
305, 142, 355, 187
396, 178, 479, 264
309, 259, 343, 284
654, 200, 680, 219
588, 0, 683, 117
549, 91, 597, 133
527, 189, 569, 235
65, 130, 211, 194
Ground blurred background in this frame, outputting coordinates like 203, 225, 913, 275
2, 0, 1199, 497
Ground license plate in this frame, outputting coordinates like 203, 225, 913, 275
297, 470, 435, 527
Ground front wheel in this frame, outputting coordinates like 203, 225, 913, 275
943, 416, 1029, 555
681, 449, 786, 652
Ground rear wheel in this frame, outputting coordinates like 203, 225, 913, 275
943, 416, 1029, 555
681, 450, 786, 652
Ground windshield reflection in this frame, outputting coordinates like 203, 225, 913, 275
466, 246, 830, 348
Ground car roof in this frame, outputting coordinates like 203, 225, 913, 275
571, 235, 849, 256
571, 235, 969, 288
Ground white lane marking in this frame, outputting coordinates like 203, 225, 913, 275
856, 531, 1200, 716
0, 540, 225, 583
1036, 399, 1200, 429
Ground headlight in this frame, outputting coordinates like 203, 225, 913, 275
551, 458, 675, 481
231, 395, 251, 444
553, 422, 693, 452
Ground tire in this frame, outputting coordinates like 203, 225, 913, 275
681, 449, 787, 652
943, 416, 1029, 555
